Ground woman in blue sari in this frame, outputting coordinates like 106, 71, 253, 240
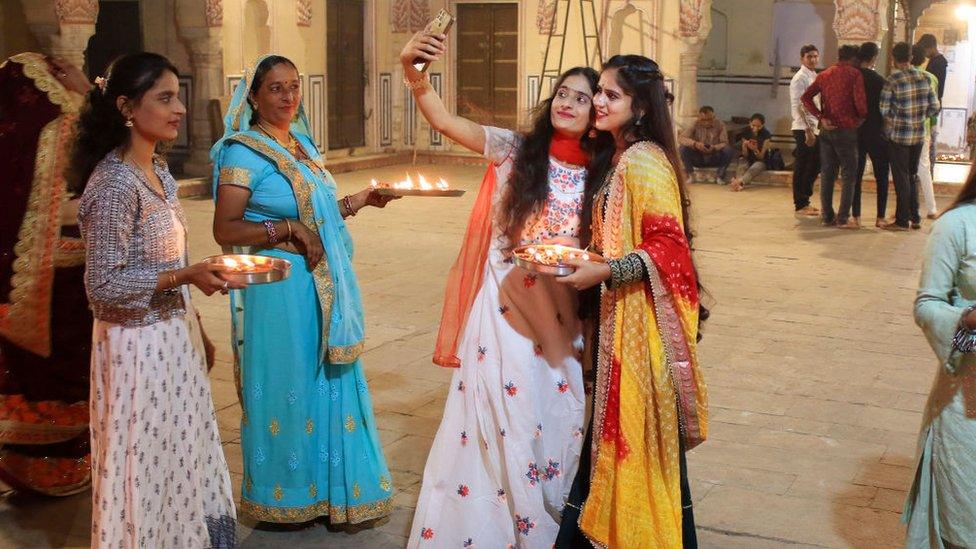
210, 54, 396, 526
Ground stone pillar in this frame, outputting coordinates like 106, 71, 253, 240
180, 30, 224, 177
676, 0, 712, 128
175, 0, 223, 177
20, 0, 98, 68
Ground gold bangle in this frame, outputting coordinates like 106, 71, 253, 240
284, 218, 292, 240
168, 271, 178, 288
403, 73, 430, 91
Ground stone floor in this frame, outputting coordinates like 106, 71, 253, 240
0, 162, 949, 548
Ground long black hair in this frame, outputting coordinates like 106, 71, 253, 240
247, 55, 298, 126
585, 54, 710, 332
68, 52, 179, 193
496, 67, 599, 248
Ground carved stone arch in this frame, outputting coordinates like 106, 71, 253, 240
832, 0, 888, 44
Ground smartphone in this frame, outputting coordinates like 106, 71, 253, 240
413, 9, 455, 72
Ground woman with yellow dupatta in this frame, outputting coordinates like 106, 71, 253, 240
556, 55, 709, 548
0, 53, 92, 496
210, 55, 396, 527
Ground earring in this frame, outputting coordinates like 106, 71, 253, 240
634, 118, 642, 126
125, 118, 134, 127
587, 128, 597, 138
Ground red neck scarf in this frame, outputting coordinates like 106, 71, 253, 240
549, 133, 588, 167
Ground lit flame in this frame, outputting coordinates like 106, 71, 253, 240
220, 256, 257, 270
373, 173, 451, 190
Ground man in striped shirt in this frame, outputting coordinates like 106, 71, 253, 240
879, 42, 940, 231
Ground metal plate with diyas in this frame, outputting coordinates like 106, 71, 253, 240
203, 254, 291, 285
372, 187, 466, 197
511, 245, 604, 277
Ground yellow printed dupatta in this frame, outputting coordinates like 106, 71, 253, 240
580, 141, 708, 547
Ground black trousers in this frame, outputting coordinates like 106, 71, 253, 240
854, 132, 891, 219
887, 141, 924, 227
792, 130, 820, 210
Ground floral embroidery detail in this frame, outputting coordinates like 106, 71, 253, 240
318, 444, 329, 463
345, 414, 356, 432
255, 446, 267, 465
504, 382, 518, 397
269, 418, 280, 436
306, 418, 314, 434
497, 488, 507, 503
556, 379, 569, 393
330, 383, 339, 402
287, 452, 299, 471
525, 462, 540, 486
380, 475, 392, 492
500, 428, 506, 437
357, 378, 368, 393
460, 431, 469, 446
331, 449, 341, 467
543, 458, 561, 481
457, 380, 465, 392
477, 346, 487, 362
250, 383, 263, 400
309, 483, 317, 498
457, 484, 470, 497
575, 426, 585, 438
515, 514, 536, 535
498, 305, 509, 315
286, 388, 297, 405
316, 377, 327, 396
523, 274, 538, 288
273, 484, 283, 501
534, 423, 543, 438
463, 539, 474, 548
353, 482, 361, 500
420, 527, 434, 540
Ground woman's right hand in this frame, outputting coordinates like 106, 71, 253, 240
181, 263, 245, 296
289, 221, 324, 270
400, 31, 447, 69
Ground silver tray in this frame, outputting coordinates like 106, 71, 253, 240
373, 187, 466, 197
512, 245, 604, 277
202, 254, 291, 285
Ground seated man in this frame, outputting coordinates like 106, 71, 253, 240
678, 105, 736, 184
731, 113, 773, 191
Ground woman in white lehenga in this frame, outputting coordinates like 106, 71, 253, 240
74, 52, 240, 548
400, 33, 598, 547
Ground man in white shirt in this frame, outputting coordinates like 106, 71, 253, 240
790, 44, 821, 216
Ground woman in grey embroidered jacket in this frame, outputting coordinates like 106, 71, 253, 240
74, 52, 240, 549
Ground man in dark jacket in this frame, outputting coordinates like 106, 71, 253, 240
853, 42, 890, 227
918, 33, 948, 173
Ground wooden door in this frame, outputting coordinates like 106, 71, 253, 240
327, 0, 366, 149
457, 3, 518, 128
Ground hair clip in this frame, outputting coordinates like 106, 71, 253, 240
94, 76, 108, 92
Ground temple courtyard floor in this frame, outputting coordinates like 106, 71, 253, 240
0, 161, 949, 548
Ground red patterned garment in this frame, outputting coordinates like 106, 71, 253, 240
801, 62, 868, 129
0, 53, 91, 496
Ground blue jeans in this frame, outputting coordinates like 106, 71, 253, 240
819, 128, 859, 223
679, 145, 736, 181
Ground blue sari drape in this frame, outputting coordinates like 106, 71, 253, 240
209, 57, 393, 523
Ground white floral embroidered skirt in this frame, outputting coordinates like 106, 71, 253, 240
89, 311, 236, 548
409, 256, 586, 548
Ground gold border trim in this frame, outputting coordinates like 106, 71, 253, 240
328, 341, 364, 365
2, 53, 81, 114
239, 494, 394, 524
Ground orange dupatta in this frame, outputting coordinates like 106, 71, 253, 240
432, 165, 497, 367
